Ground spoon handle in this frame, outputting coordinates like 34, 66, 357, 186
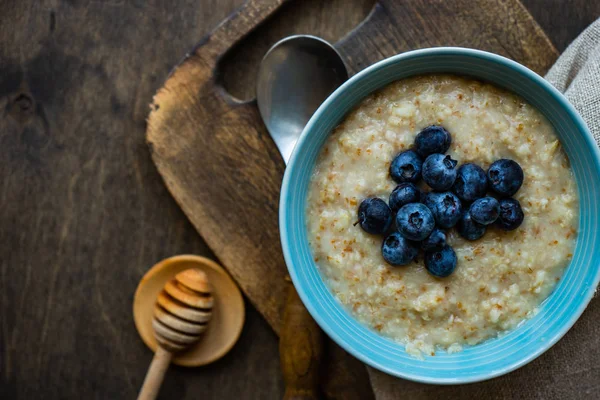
137, 346, 173, 400
280, 283, 324, 400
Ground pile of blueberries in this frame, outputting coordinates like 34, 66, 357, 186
356, 126, 525, 278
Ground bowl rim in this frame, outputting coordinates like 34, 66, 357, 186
280, 47, 600, 384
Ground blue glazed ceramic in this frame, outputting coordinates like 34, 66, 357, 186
280, 48, 600, 384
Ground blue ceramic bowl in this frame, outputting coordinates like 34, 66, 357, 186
280, 48, 600, 384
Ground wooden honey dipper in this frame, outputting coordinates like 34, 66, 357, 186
138, 268, 214, 400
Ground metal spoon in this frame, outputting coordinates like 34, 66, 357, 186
257, 34, 348, 163
256, 35, 348, 399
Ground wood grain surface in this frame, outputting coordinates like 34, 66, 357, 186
1, 0, 599, 399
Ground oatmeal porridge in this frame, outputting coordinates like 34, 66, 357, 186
305, 75, 579, 357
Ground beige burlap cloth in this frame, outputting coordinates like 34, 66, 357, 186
370, 19, 600, 399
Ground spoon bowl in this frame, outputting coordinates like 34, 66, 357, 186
257, 35, 348, 163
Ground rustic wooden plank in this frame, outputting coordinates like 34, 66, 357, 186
1, 0, 598, 399
0, 1, 284, 399
522, 0, 600, 51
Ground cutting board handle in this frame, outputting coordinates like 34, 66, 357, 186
280, 283, 324, 400
198, 0, 287, 62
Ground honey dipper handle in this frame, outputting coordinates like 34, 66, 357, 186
280, 283, 324, 400
138, 346, 173, 400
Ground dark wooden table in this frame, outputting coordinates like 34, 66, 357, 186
1, 1, 598, 399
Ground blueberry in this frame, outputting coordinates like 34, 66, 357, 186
452, 163, 487, 202
390, 150, 423, 183
396, 203, 435, 241
422, 191, 462, 228
356, 198, 392, 234
425, 245, 457, 278
487, 159, 524, 197
389, 183, 420, 213
382, 232, 419, 266
414, 125, 452, 158
421, 228, 446, 252
469, 197, 500, 225
422, 154, 458, 190
457, 210, 486, 240
496, 198, 525, 231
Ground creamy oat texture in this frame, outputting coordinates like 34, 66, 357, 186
306, 75, 579, 357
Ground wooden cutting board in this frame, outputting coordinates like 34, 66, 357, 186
146, 0, 557, 396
